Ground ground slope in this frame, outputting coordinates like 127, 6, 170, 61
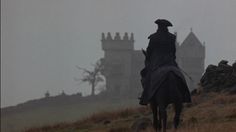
25, 93, 236, 132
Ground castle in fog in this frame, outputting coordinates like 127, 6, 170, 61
101, 30, 205, 97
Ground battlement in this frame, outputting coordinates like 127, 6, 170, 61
101, 32, 134, 51
101, 32, 134, 42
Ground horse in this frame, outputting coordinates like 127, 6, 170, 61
140, 49, 188, 132
150, 73, 184, 132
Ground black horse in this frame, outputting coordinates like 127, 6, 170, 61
150, 73, 185, 132
140, 49, 191, 132
139, 19, 191, 132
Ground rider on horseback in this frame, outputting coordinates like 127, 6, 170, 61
139, 19, 191, 106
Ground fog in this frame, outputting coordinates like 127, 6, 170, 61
1, 0, 236, 107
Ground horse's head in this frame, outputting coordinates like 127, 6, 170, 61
142, 49, 147, 57
142, 49, 149, 67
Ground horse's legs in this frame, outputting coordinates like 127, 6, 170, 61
159, 104, 167, 132
158, 108, 162, 130
173, 102, 183, 129
151, 102, 159, 131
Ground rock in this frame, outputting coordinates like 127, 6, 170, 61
218, 60, 229, 66
103, 120, 111, 125
232, 62, 236, 76
200, 60, 236, 93
233, 62, 236, 69
227, 85, 236, 94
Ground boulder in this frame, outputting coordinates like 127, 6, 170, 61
200, 60, 236, 93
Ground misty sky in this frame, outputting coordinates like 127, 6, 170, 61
1, 0, 236, 107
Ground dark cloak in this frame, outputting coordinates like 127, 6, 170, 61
140, 29, 191, 105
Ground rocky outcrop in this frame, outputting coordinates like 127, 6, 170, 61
200, 60, 236, 93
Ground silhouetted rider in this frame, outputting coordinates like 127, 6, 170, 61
139, 19, 191, 105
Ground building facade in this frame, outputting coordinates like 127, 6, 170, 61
101, 31, 205, 97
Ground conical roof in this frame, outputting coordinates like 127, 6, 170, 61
181, 30, 203, 47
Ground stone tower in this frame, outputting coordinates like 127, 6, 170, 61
101, 32, 135, 96
176, 29, 205, 91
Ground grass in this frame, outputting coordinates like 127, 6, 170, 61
1, 98, 139, 132
24, 93, 236, 132
24, 107, 148, 132
178, 122, 236, 132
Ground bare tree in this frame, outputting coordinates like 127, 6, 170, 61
74, 59, 104, 96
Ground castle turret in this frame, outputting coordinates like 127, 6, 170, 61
101, 32, 134, 51
101, 32, 134, 96
177, 29, 205, 91
130, 33, 134, 41
101, 33, 106, 40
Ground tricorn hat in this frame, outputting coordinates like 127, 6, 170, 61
155, 19, 173, 27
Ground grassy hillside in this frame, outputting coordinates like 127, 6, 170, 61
24, 93, 236, 132
1, 96, 139, 132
